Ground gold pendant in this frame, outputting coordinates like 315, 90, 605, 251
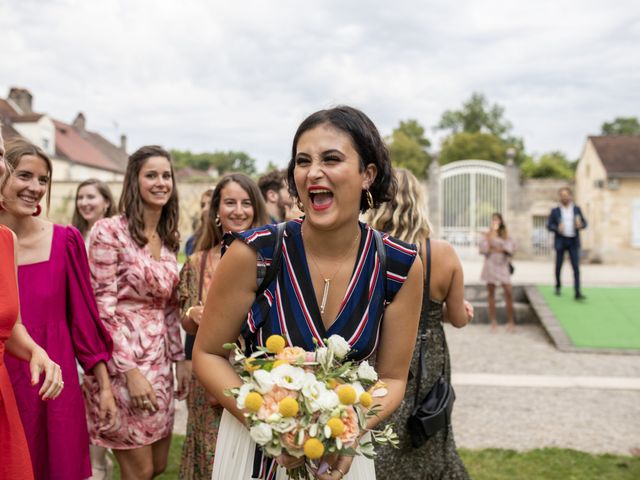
320, 279, 330, 314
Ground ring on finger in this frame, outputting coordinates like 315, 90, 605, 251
335, 467, 346, 479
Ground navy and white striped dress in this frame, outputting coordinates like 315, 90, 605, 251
212, 218, 417, 480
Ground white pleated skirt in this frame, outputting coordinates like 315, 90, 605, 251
212, 409, 376, 480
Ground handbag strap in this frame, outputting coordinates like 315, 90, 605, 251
372, 229, 389, 304
413, 238, 431, 410
256, 222, 286, 297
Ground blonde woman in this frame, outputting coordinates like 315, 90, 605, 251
368, 168, 472, 480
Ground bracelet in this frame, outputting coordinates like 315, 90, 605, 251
185, 306, 196, 318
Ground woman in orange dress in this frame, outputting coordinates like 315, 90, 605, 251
0, 131, 63, 480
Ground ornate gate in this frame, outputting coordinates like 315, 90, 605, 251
439, 160, 506, 253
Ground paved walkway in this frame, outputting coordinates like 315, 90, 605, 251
447, 323, 640, 455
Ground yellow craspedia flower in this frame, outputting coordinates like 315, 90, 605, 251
278, 397, 299, 417
326, 417, 345, 437
266, 335, 286, 354
244, 392, 263, 412
337, 385, 357, 405
359, 392, 373, 408
244, 358, 260, 372
303, 438, 325, 459
272, 359, 288, 369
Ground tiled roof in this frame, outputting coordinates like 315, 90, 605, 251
11, 113, 44, 123
54, 120, 124, 173
84, 131, 128, 171
589, 136, 640, 177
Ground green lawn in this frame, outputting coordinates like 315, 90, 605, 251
537, 285, 640, 349
459, 448, 640, 480
111, 436, 640, 479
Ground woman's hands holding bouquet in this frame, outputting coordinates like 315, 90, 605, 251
224, 334, 398, 479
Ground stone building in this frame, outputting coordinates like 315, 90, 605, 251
575, 136, 640, 263
0, 87, 127, 182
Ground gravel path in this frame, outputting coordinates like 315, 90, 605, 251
446, 324, 640, 455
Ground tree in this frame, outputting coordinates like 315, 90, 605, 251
438, 132, 507, 165
437, 92, 526, 164
386, 119, 432, 178
601, 117, 640, 135
437, 92, 512, 138
170, 149, 257, 175
520, 151, 575, 179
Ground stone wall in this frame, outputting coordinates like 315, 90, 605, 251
45, 180, 215, 249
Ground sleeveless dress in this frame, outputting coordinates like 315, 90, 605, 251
374, 297, 470, 480
211, 219, 417, 480
5, 224, 113, 480
0, 225, 34, 480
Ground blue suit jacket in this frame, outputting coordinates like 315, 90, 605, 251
547, 205, 587, 249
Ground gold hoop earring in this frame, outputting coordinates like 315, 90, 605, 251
296, 199, 304, 213
365, 189, 374, 210
215, 214, 222, 227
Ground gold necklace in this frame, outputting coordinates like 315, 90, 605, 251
303, 228, 360, 315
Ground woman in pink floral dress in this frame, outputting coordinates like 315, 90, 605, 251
85, 145, 190, 480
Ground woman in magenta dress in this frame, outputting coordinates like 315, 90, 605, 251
86, 145, 189, 480
0, 138, 116, 480
0, 131, 63, 480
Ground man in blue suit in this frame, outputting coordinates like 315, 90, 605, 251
547, 187, 588, 300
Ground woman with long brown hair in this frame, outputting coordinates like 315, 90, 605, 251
480, 212, 516, 331
86, 145, 189, 480
178, 172, 268, 480
0, 137, 115, 480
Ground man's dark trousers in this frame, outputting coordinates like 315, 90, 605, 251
555, 236, 581, 295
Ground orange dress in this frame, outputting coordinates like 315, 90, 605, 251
0, 225, 34, 480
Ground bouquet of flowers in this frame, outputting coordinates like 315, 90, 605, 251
224, 334, 398, 479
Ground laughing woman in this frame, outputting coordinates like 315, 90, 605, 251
0, 138, 115, 480
86, 145, 189, 480
194, 106, 423, 480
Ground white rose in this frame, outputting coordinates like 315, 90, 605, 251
250, 423, 273, 446
316, 389, 339, 410
315, 347, 331, 366
357, 361, 378, 382
327, 335, 350, 359
271, 364, 306, 390
270, 417, 297, 433
302, 373, 332, 412
252, 369, 275, 394
236, 383, 253, 409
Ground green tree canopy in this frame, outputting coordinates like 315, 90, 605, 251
520, 151, 575, 180
438, 132, 507, 165
386, 119, 432, 178
437, 92, 525, 164
601, 117, 640, 135
171, 149, 257, 176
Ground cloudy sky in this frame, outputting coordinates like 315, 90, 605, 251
2, 0, 638, 170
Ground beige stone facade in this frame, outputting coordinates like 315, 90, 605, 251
46, 180, 215, 250
576, 138, 640, 263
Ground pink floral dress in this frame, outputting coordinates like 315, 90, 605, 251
84, 215, 185, 449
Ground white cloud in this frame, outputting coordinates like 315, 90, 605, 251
1, 0, 638, 168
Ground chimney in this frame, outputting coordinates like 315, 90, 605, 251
73, 112, 86, 132
120, 134, 127, 152
8, 87, 33, 114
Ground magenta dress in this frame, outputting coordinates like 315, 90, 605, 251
84, 215, 185, 449
5, 225, 113, 480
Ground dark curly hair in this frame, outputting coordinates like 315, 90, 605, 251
286, 105, 396, 213
119, 145, 180, 252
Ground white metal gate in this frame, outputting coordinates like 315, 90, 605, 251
439, 160, 506, 254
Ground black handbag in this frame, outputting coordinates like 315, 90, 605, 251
407, 239, 456, 448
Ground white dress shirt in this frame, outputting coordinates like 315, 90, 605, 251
560, 203, 576, 237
